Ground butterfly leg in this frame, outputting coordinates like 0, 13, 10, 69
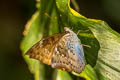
77, 29, 90, 35
82, 44, 91, 48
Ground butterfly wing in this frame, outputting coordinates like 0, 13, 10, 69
26, 33, 65, 65
51, 32, 85, 73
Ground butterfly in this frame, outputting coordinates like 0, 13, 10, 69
25, 27, 85, 74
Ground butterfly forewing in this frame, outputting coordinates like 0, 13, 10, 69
26, 33, 65, 65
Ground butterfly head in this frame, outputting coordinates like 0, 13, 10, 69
64, 27, 74, 33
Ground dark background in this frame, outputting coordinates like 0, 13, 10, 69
0, 0, 120, 80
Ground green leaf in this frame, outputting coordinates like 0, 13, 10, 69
86, 20, 120, 80
56, 70, 72, 80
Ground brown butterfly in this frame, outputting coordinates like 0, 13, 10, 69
25, 27, 85, 73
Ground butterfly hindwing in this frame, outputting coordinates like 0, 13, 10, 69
26, 33, 65, 65
51, 28, 85, 73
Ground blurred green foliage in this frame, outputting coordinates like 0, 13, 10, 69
21, 0, 120, 80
